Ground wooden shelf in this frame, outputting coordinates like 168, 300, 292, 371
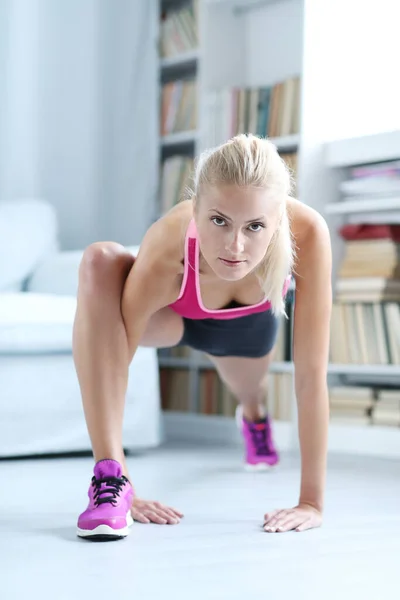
160, 49, 199, 70
328, 363, 400, 377
159, 357, 400, 377
158, 356, 294, 371
160, 130, 198, 147
325, 130, 400, 168
325, 196, 400, 214
158, 357, 192, 368
269, 133, 300, 153
206, 0, 287, 14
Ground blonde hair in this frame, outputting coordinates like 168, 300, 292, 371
191, 133, 296, 316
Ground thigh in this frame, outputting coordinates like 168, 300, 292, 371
139, 306, 184, 348
207, 352, 274, 397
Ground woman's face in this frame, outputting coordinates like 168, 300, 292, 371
194, 184, 280, 281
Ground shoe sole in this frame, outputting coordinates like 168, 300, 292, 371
244, 462, 279, 472
77, 510, 134, 541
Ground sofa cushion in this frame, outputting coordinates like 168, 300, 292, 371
26, 245, 140, 296
0, 199, 59, 292
0, 293, 76, 353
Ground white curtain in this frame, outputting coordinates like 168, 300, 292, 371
0, 0, 158, 249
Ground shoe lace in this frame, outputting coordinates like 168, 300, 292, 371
249, 421, 270, 456
92, 475, 128, 507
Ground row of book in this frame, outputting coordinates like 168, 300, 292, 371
159, 155, 194, 214
160, 0, 198, 58
160, 77, 300, 142
160, 79, 197, 136
159, 368, 294, 420
330, 301, 400, 365
159, 366, 400, 427
159, 152, 298, 215
205, 77, 301, 145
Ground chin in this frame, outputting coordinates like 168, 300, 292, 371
214, 260, 249, 281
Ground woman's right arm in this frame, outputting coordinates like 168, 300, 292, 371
120, 217, 184, 359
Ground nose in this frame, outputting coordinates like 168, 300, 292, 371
225, 230, 245, 255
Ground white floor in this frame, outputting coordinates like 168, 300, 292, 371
1, 440, 400, 600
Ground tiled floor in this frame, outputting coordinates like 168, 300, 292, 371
1, 440, 400, 600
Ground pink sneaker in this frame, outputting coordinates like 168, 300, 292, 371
236, 406, 279, 471
77, 459, 134, 541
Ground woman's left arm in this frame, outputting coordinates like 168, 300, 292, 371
292, 213, 332, 514
264, 213, 332, 533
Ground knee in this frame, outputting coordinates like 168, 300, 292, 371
78, 242, 134, 291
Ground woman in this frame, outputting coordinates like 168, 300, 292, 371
75, 134, 332, 540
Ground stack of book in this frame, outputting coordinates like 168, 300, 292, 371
329, 386, 400, 427
331, 224, 400, 365
338, 159, 400, 215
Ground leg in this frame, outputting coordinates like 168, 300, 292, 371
72, 242, 184, 481
207, 352, 278, 469
207, 352, 274, 421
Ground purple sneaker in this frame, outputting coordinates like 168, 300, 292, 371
77, 459, 134, 541
236, 406, 279, 471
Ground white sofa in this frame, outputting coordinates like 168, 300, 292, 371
0, 200, 163, 457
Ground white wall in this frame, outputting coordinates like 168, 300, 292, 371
37, 0, 100, 249
244, 0, 303, 87
0, 0, 158, 251
0, 0, 41, 200
299, 0, 400, 280
303, 0, 400, 142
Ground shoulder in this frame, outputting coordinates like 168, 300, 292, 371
287, 197, 330, 246
287, 197, 332, 287
133, 200, 193, 279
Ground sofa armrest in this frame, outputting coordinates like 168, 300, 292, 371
26, 246, 140, 296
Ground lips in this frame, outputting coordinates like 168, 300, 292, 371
219, 257, 244, 265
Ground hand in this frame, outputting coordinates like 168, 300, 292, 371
131, 497, 184, 525
263, 503, 322, 533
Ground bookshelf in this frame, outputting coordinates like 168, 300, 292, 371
156, 1, 400, 456
157, 0, 302, 432
318, 130, 400, 453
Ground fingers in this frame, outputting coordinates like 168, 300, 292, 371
143, 511, 169, 525
263, 512, 313, 533
152, 509, 180, 525
131, 509, 150, 524
154, 502, 184, 520
265, 518, 298, 533
294, 518, 313, 532
263, 509, 281, 522
132, 502, 183, 525
264, 509, 289, 529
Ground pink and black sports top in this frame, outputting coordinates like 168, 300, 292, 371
168, 218, 291, 321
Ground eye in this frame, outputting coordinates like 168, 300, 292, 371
211, 216, 226, 227
248, 222, 265, 232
